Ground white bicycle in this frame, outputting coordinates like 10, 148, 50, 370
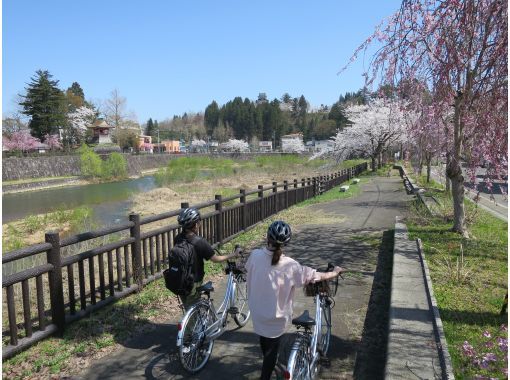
176, 246, 250, 373
284, 263, 340, 380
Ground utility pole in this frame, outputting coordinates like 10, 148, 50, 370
157, 128, 160, 153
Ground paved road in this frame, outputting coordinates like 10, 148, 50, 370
80, 175, 407, 380
430, 166, 508, 221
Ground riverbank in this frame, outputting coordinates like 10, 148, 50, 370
2, 168, 161, 195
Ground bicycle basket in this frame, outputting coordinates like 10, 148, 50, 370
303, 280, 329, 297
303, 276, 338, 297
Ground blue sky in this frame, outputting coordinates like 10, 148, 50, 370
3, 1, 401, 124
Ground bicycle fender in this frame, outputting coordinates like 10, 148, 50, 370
176, 304, 200, 347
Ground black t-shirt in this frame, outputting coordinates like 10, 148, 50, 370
174, 232, 215, 282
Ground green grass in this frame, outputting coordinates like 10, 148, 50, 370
3, 176, 77, 186
2, 206, 94, 252
407, 188, 507, 379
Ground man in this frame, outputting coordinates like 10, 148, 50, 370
176, 207, 238, 308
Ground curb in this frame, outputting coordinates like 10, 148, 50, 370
386, 217, 453, 379
416, 238, 455, 379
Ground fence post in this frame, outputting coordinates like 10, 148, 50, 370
215, 195, 223, 244
283, 180, 289, 209
312, 177, 317, 197
45, 231, 65, 335
129, 213, 143, 290
258, 185, 264, 220
272, 182, 278, 213
240, 189, 247, 231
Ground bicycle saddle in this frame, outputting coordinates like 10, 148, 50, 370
196, 281, 214, 294
292, 310, 316, 327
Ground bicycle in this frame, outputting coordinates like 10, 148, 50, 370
176, 245, 250, 373
284, 263, 339, 380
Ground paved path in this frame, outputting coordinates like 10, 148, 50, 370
80, 175, 407, 380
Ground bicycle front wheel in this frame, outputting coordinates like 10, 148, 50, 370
178, 302, 216, 373
319, 302, 332, 355
286, 336, 309, 380
233, 276, 251, 327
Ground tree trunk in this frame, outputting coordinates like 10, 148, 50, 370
426, 156, 432, 183
378, 152, 382, 169
371, 156, 376, 172
448, 92, 468, 237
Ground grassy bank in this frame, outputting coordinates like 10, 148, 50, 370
2, 169, 368, 380
2, 206, 95, 252
406, 174, 508, 379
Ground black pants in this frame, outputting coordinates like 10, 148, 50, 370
259, 335, 281, 380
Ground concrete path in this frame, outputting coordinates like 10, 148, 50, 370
80, 175, 408, 380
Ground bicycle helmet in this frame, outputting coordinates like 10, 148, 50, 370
177, 207, 201, 229
267, 220, 292, 246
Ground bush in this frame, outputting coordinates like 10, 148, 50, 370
79, 145, 102, 178
102, 153, 127, 179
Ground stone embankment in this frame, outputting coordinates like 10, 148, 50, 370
2, 153, 302, 181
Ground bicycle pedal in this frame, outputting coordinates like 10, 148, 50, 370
320, 356, 331, 367
228, 306, 239, 314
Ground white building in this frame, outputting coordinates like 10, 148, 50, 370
259, 141, 272, 152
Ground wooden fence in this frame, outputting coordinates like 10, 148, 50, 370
2, 162, 367, 359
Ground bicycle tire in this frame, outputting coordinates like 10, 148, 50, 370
178, 302, 216, 373
286, 336, 310, 380
233, 275, 251, 327
319, 302, 331, 355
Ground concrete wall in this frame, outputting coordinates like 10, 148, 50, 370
2, 152, 304, 181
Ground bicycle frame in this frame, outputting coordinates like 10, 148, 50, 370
286, 293, 329, 380
176, 263, 239, 347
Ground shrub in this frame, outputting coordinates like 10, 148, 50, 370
79, 145, 102, 178
102, 153, 127, 179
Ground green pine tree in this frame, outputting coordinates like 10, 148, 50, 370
19, 70, 66, 139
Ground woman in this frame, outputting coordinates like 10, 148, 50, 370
245, 220, 344, 380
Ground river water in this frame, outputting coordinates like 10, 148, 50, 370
2, 176, 158, 225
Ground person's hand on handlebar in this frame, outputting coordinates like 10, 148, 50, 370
315, 266, 345, 282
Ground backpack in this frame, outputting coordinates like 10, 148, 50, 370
163, 235, 200, 297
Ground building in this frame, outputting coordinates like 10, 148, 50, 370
161, 140, 180, 153
259, 141, 272, 152
138, 135, 153, 153
314, 140, 334, 153
88, 119, 114, 144
281, 133, 304, 152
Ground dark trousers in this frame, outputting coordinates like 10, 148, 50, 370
259, 335, 281, 380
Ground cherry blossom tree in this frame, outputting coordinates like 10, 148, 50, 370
43, 134, 62, 150
3, 130, 40, 153
66, 105, 96, 148
331, 98, 407, 170
224, 138, 250, 152
68, 106, 96, 132
282, 139, 305, 153
191, 138, 207, 153
343, 0, 508, 236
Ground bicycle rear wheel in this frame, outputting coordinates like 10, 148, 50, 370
286, 336, 309, 380
319, 303, 332, 355
233, 276, 251, 327
178, 302, 216, 373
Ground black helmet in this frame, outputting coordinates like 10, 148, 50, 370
267, 221, 292, 246
178, 207, 201, 229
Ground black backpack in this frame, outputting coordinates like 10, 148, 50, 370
163, 235, 200, 297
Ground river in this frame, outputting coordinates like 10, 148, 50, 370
2, 175, 158, 225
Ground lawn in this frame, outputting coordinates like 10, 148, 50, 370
406, 173, 508, 379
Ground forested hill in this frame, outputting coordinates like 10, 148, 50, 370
154, 90, 367, 143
